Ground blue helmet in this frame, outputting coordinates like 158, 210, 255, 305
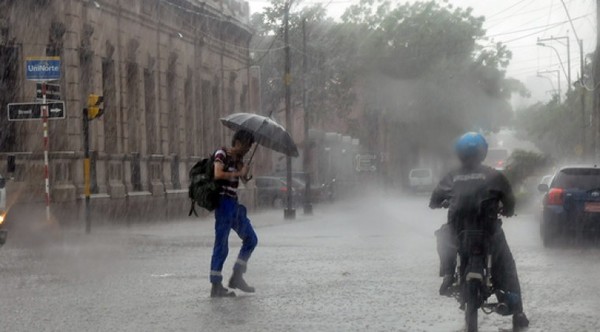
455, 132, 488, 164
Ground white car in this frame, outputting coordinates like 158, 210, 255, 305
408, 168, 434, 191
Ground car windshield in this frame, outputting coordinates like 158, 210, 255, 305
552, 168, 600, 191
410, 169, 431, 178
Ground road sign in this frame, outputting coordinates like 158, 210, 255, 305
7, 102, 65, 121
36, 82, 61, 102
25, 57, 61, 81
355, 154, 377, 172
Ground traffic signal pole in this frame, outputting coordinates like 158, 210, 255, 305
83, 94, 103, 234
83, 108, 91, 233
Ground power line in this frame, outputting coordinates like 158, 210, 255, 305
497, 14, 589, 44
486, 16, 588, 38
486, 1, 557, 27
485, 0, 532, 21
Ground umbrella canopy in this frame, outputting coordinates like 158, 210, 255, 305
220, 112, 299, 157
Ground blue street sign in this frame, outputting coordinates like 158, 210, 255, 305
25, 57, 61, 81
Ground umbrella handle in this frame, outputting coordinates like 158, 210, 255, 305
242, 144, 259, 181
246, 144, 258, 166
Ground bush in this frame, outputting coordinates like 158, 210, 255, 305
504, 150, 552, 186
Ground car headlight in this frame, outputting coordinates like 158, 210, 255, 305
0, 213, 4, 225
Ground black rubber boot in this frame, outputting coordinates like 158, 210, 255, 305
513, 312, 530, 329
229, 272, 255, 293
439, 274, 455, 296
210, 283, 236, 298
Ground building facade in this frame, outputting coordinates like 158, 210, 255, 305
0, 0, 258, 222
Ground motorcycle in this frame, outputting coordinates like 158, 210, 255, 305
442, 196, 518, 332
322, 177, 335, 203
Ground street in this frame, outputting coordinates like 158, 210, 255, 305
1, 191, 600, 332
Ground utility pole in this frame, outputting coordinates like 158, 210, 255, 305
302, 18, 313, 215
579, 38, 586, 159
595, 0, 600, 160
283, 0, 295, 220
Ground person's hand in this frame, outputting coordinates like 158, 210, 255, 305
238, 163, 253, 179
501, 210, 515, 218
429, 199, 449, 209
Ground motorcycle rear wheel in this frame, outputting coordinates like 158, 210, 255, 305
465, 279, 480, 332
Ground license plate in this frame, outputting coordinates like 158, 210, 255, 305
584, 202, 600, 212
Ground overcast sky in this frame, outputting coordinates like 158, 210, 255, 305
248, 0, 597, 107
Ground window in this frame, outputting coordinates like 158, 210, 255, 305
552, 168, 600, 191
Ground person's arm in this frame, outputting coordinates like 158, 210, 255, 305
497, 173, 516, 216
212, 150, 247, 180
214, 161, 248, 180
429, 172, 453, 209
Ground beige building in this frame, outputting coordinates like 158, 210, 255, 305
0, 0, 260, 222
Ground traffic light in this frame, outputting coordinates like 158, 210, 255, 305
86, 94, 104, 120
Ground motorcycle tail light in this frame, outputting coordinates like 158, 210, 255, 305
547, 188, 565, 205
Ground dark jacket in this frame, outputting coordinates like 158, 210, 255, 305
429, 164, 515, 233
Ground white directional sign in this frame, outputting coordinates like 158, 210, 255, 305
36, 81, 61, 102
7, 102, 65, 121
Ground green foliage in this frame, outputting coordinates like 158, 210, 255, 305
514, 87, 592, 162
504, 149, 552, 186
250, 0, 528, 161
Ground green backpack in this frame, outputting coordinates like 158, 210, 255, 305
188, 155, 221, 216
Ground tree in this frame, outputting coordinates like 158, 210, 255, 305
250, 0, 528, 182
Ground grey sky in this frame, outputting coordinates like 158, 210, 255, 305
248, 0, 597, 106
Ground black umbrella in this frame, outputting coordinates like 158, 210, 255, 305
220, 112, 299, 158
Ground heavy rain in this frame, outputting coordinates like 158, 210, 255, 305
0, 0, 599, 331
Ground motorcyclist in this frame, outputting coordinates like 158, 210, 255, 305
429, 132, 529, 329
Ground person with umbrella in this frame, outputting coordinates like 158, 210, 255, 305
209, 129, 258, 298
209, 113, 299, 297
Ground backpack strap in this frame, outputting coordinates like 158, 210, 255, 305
189, 200, 199, 217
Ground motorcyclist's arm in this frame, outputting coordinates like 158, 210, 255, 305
429, 173, 453, 209
497, 173, 516, 216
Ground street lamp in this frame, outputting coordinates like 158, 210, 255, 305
537, 69, 561, 103
538, 35, 585, 157
536, 42, 569, 94
537, 36, 571, 92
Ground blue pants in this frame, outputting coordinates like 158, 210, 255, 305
210, 196, 258, 284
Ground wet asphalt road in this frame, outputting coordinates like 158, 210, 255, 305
1, 191, 600, 332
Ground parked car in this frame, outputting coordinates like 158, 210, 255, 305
538, 166, 600, 246
539, 174, 553, 187
0, 174, 7, 247
408, 168, 434, 192
253, 176, 300, 209
273, 171, 335, 203
483, 148, 510, 171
